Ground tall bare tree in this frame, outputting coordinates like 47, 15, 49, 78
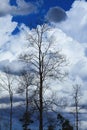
0, 71, 15, 130
17, 72, 35, 130
72, 84, 82, 130
20, 24, 67, 130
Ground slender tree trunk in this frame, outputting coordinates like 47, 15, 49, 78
26, 86, 29, 113
76, 100, 78, 130
39, 44, 43, 130
39, 72, 43, 130
25, 86, 29, 130
10, 93, 13, 130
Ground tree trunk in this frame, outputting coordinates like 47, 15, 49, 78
25, 86, 29, 130
76, 101, 78, 130
10, 93, 13, 130
39, 73, 43, 130
39, 44, 43, 130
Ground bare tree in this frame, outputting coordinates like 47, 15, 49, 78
0, 71, 15, 130
17, 72, 35, 130
19, 24, 67, 130
72, 84, 82, 130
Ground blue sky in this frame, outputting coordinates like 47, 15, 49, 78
0, 0, 87, 76
1, 1, 87, 128
0, 0, 87, 75
10, 0, 74, 28
0, 1, 87, 82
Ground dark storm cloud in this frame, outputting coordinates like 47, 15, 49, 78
46, 7, 67, 23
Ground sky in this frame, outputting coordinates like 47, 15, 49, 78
0, 0, 87, 103
0, 0, 75, 73
0, 0, 87, 128
0, 0, 87, 79
9, 0, 74, 28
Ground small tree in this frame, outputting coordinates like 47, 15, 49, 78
57, 113, 73, 130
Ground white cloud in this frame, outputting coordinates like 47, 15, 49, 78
0, 15, 17, 59
53, 0, 87, 43
0, 0, 87, 127
0, 14, 86, 81
0, 0, 36, 16
0, 0, 86, 83
0, 1, 87, 111
0, 15, 29, 61
46, 1, 87, 92
0, 16, 34, 75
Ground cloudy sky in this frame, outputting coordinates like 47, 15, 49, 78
0, 0, 87, 104
1, 0, 87, 128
